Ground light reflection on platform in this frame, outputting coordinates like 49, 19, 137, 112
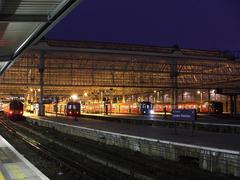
0, 136, 48, 180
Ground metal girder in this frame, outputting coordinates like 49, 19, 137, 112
1, 40, 240, 98
0, 14, 48, 22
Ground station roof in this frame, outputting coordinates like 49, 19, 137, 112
1, 39, 240, 98
33, 40, 237, 62
0, 0, 81, 74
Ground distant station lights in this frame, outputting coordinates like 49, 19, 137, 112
211, 89, 216, 94
71, 94, 79, 101
30, 88, 40, 92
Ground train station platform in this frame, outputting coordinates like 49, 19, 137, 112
0, 136, 48, 180
80, 113, 240, 134
25, 113, 240, 177
82, 112, 240, 124
26, 113, 240, 151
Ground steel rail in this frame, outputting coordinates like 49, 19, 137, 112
0, 119, 109, 180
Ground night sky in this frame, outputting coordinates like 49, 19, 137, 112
46, 0, 240, 51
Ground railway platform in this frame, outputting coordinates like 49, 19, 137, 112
26, 113, 240, 151
80, 113, 240, 134
0, 136, 48, 180
25, 113, 240, 177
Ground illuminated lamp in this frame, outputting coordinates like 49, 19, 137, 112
71, 94, 78, 100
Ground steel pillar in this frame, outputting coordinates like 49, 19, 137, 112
230, 95, 234, 116
234, 95, 237, 117
170, 62, 178, 110
207, 90, 211, 112
38, 50, 45, 116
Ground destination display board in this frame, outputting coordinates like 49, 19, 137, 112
172, 109, 196, 121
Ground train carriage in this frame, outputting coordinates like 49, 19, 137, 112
65, 102, 81, 116
5, 100, 24, 120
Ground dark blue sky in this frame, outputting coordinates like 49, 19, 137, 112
46, 0, 240, 51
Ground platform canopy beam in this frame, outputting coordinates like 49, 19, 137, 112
0, 0, 82, 74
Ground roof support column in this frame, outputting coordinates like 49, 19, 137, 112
233, 95, 237, 117
38, 50, 45, 116
230, 95, 234, 117
170, 61, 178, 110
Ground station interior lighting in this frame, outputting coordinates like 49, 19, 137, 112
210, 89, 216, 94
84, 92, 88, 97
197, 90, 201, 94
71, 94, 78, 100
184, 92, 189, 96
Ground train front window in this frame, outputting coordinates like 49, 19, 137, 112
68, 105, 72, 109
10, 102, 23, 110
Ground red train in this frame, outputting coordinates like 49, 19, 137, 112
83, 101, 223, 114
45, 100, 223, 116
154, 101, 223, 114
65, 102, 81, 116
83, 102, 153, 115
4, 100, 24, 120
45, 101, 81, 116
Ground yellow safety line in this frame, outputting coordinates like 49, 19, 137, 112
8, 164, 27, 179
0, 171, 5, 180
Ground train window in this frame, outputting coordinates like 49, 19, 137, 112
73, 105, 77, 110
10, 101, 23, 110
67, 103, 80, 110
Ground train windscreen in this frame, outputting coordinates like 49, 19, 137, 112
10, 101, 23, 110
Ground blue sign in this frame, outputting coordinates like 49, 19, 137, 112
53, 96, 59, 104
172, 109, 196, 121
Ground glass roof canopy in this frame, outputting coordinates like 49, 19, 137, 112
0, 0, 82, 74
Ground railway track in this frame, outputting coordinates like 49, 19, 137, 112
0, 118, 117, 180
0, 117, 237, 180
0, 118, 157, 180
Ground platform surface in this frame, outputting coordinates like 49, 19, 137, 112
0, 136, 48, 180
82, 113, 240, 126
26, 113, 240, 152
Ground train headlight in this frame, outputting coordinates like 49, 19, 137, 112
150, 110, 154, 114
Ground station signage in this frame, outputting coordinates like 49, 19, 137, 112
53, 96, 59, 104
172, 109, 196, 121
